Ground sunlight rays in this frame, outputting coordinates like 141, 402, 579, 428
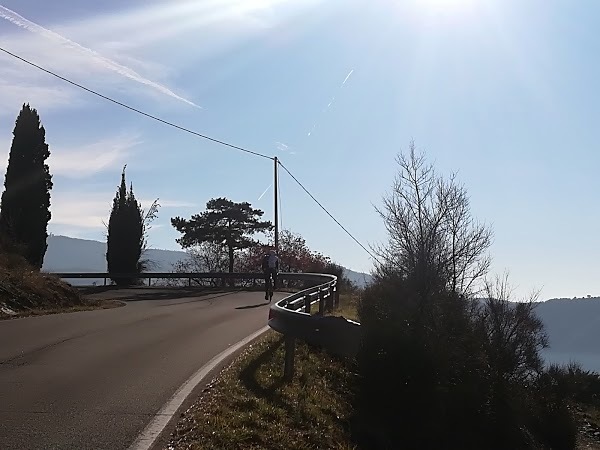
389, 0, 559, 150
55, 0, 298, 51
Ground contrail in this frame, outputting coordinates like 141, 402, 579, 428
341, 69, 354, 86
307, 68, 354, 138
258, 183, 272, 201
0, 5, 200, 108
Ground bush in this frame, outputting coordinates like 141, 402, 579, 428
353, 144, 578, 448
528, 371, 578, 450
354, 273, 580, 449
544, 363, 600, 407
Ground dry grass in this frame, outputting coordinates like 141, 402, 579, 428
334, 294, 359, 322
0, 250, 122, 319
167, 328, 358, 450
575, 404, 600, 449
167, 290, 600, 450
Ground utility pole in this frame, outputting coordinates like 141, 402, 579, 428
274, 156, 279, 254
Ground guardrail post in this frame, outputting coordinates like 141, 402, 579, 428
148, 277, 151, 287
103, 277, 107, 286
326, 286, 334, 312
334, 285, 340, 309
318, 289, 325, 315
304, 295, 311, 313
284, 336, 296, 381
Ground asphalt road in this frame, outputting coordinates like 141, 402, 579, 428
0, 289, 282, 450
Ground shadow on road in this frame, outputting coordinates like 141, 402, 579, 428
79, 287, 240, 302
77, 286, 116, 295
235, 302, 268, 310
158, 292, 234, 306
122, 291, 240, 303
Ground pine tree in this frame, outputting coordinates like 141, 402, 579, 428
0, 104, 53, 268
106, 166, 144, 286
172, 197, 272, 274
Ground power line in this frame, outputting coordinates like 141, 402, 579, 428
0, 45, 377, 264
0, 46, 273, 161
278, 160, 380, 264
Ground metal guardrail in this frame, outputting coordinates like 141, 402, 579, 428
267, 273, 338, 334
51, 271, 360, 380
267, 273, 360, 380
50, 272, 269, 287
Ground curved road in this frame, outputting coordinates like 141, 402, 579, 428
0, 289, 282, 450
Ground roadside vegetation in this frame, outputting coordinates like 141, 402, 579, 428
0, 105, 85, 317
168, 143, 600, 450
167, 293, 600, 450
0, 240, 122, 318
355, 145, 600, 449
0, 105, 135, 315
167, 303, 358, 450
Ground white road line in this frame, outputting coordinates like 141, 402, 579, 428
128, 325, 271, 450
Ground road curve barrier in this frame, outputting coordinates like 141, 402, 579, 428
267, 273, 361, 361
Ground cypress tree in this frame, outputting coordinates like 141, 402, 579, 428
0, 104, 53, 268
106, 166, 143, 286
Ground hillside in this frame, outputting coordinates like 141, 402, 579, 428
43, 235, 188, 273
535, 297, 600, 372
42, 235, 373, 287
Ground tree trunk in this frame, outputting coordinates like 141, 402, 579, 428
228, 245, 234, 273
228, 244, 234, 287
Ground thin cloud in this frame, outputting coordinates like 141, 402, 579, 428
49, 192, 197, 230
0, 4, 200, 108
307, 69, 355, 138
275, 141, 289, 151
0, 134, 142, 178
49, 193, 109, 229
275, 141, 297, 155
140, 199, 197, 209
0, 80, 78, 115
258, 183, 272, 201
159, 200, 197, 208
341, 69, 354, 86
48, 135, 142, 178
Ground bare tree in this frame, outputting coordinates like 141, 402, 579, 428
479, 273, 548, 385
173, 243, 228, 273
171, 243, 230, 287
375, 141, 492, 297
138, 199, 160, 272
358, 143, 572, 449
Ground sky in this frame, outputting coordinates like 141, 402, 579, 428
0, 0, 598, 300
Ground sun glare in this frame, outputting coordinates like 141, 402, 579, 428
420, 0, 476, 11
406, 0, 481, 21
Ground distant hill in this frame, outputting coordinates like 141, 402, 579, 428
470, 296, 600, 373
535, 297, 600, 372
342, 268, 373, 288
43, 235, 189, 274
42, 235, 372, 288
